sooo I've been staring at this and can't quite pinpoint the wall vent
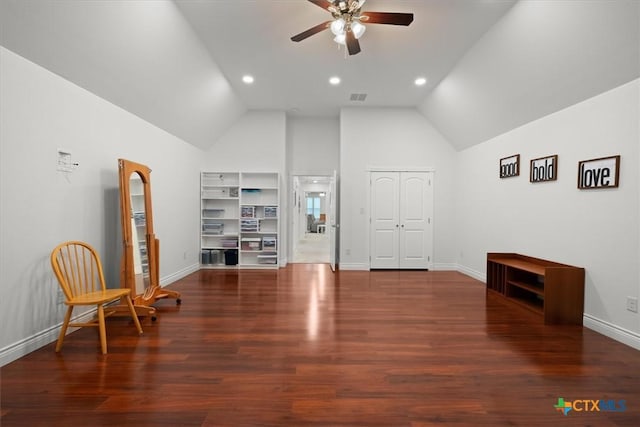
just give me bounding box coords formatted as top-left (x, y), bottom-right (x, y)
top-left (349, 93), bottom-right (367, 102)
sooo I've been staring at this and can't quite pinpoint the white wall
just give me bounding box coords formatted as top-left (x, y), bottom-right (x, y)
top-left (286, 117), bottom-right (340, 174)
top-left (339, 108), bottom-right (458, 270)
top-left (204, 111), bottom-right (286, 172)
top-left (455, 79), bottom-right (640, 347)
top-left (203, 111), bottom-right (287, 262)
top-left (0, 48), bottom-right (204, 365)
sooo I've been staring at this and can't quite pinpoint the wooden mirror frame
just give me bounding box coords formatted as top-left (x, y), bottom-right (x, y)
top-left (118, 158), bottom-right (180, 319)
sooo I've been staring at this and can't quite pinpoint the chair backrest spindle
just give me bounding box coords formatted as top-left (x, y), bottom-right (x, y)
top-left (52, 242), bottom-right (106, 299)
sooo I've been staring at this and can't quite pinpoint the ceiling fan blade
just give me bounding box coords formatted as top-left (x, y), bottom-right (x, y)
top-left (307, 0), bottom-right (332, 11)
top-left (361, 12), bottom-right (414, 26)
top-left (346, 30), bottom-right (361, 55)
top-left (291, 21), bottom-right (331, 42)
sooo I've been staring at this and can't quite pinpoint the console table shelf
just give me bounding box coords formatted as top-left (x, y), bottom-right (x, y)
top-left (486, 253), bottom-right (585, 325)
top-left (508, 280), bottom-right (544, 296)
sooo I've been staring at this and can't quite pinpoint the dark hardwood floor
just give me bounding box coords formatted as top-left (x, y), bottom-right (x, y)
top-left (1, 265), bottom-right (639, 426)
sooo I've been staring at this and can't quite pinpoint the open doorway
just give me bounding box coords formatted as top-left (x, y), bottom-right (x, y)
top-left (291, 175), bottom-right (333, 264)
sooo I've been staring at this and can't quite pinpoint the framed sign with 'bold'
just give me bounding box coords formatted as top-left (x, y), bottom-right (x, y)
top-left (530, 155), bottom-right (558, 183)
top-left (499, 154), bottom-right (520, 178)
top-left (577, 155), bottom-right (620, 189)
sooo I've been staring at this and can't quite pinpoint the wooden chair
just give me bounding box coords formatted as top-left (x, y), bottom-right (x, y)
top-left (50, 241), bottom-right (143, 354)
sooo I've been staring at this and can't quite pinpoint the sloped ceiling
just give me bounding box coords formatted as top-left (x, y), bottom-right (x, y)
top-left (418, 0), bottom-right (640, 150)
top-left (0, 0), bottom-right (246, 150)
top-left (0, 1), bottom-right (638, 151)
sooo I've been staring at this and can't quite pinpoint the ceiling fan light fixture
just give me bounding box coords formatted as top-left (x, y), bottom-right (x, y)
top-left (291, 0), bottom-right (414, 56)
top-left (330, 18), bottom-right (345, 35)
top-left (351, 21), bottom-right (366, 39)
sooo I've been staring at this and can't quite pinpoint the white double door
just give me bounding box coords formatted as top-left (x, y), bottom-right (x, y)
top-left (370, 171), bottom-right (433, 269)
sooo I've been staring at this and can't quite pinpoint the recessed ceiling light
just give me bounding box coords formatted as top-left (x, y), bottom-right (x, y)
top-left (414, 77), bottom-right (427, 86)
top-left (242, 75), bottom-right (254, 84)
top-left (329, 76), bottom-right (341, 85)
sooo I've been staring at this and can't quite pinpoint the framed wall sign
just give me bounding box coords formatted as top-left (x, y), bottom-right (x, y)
top-left (530, 154), bottom-right (558, 183)
top-left (500, 154), bottom-right (520, 178)
top-left (577, 155), bottom-right (620, 189)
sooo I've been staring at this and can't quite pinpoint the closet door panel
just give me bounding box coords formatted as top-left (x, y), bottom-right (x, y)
top-left (374, 230), bottom-right (397, 259)
top-left (370, 172), bottom-right (399, 268)
top-left (399, 172), bottom-right (430, 269)
top-left (401, 229), bottom-right (427, 263)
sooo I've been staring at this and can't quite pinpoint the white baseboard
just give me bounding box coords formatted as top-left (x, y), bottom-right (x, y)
top-left (0, 308), bottom-right (97, 367)
top-left (456, 264), bottom-right (486, 282)
top-left (1, 263), bottom-right (200, 367)
top-left (159, 263), bottom-right (200, 287)
top-left (583, 314), bottom-right (640, 351)
top-left (339, 263), bottom-right (370, 271)
top-left (432, 263), bottom-right (458, 271)
top-left (341, 262), bottom-right (484, 274)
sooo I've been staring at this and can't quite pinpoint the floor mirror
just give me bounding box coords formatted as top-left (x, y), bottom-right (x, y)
top-left (118, 158), bottom-right (181, 319)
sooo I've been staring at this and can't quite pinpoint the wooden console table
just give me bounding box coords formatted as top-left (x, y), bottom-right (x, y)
top-left (486, 253), bottom-right (585, 325)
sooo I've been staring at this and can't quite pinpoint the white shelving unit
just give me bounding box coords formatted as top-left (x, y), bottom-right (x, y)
top-left (200, 172), bottom-right (240, 267)
top-left (239, 172), bottom-right (279, 267)
top-left (200, 172), bottom-right (279, 268)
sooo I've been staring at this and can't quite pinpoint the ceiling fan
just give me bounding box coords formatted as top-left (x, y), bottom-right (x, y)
top-left (291, 0), bottom-right (414, 56)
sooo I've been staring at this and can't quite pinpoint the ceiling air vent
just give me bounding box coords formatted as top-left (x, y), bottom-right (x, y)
top-left (349, 93), bottom-right (367, 102)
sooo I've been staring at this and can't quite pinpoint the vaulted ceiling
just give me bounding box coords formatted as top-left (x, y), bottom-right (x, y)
top-left (173, 0), bottom-right (517, 118)
top-left (1, 0), bottom-right (638, 151)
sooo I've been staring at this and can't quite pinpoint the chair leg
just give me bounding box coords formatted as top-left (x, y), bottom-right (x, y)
top-left (97, 304), bottom-right (107, 354)
top-left (125, 296), bottom-right (143, 334)
top-left (55, 306), bottom-right (73, 352)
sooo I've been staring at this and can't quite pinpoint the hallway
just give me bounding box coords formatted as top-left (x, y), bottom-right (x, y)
top-left (291, 232), bottom-right (330, 264)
